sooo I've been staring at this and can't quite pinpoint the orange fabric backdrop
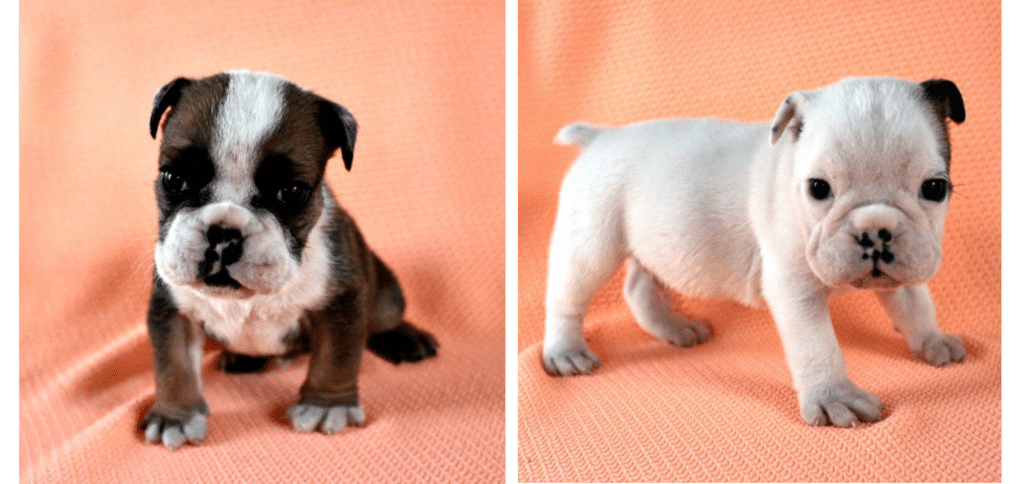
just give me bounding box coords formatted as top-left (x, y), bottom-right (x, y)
top-left (20, 1), bottom-right (504, 482)
top-left (518, 0), bottom-right (1000, 482)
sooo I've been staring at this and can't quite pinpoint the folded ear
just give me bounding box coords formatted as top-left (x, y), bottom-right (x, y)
top-left (316, 99), bottom-right (358, 171)
top-left (769, 92), bottom-right (806, 145)
top-left (150, 77), bottom-right (193, 139)
top-left (920, 79), bottom-right (965, 124)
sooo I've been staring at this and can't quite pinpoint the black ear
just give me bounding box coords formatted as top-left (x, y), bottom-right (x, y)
top-left (921, 79), bottom-right (965, 124)
top-left (317, 99), bottom-right (358, 171)
top-left (150, 77), bottom-right (193, 138)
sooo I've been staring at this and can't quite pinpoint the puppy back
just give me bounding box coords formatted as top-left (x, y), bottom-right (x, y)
top-left (554, 122), bottom-right (605, 147)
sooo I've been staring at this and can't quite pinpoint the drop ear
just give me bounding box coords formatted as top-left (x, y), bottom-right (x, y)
top-left (769, 93), bottom-right (805, 145)
top-left (316, 99), bottom-right (358, 171)
top-left (149, 77), bottom-right (193, 139)
top-left (920, 79), bottom-right (965, 124)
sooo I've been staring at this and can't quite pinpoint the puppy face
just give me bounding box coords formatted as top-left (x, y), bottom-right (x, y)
top-left (150, 71), bottom-right (356, 298)
top-left (771, 78), bottom-right (965, 289)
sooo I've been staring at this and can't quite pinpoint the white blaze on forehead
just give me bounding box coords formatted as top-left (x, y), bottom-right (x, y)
top-left (212, 71), bottom-right (289, 203)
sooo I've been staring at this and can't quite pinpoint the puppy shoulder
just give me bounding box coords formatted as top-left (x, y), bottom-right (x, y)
top-left (317, 186), bottom-right (374, 290)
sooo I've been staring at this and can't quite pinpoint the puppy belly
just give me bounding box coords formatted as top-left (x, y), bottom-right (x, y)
top-left (630, 240), bottom-right (763, 308)
top-left (624, 191), bottom-right (764, 307)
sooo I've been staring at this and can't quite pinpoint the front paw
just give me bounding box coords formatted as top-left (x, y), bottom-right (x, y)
top-left (542, 344), bottom-right (600, 376)
top-left (918, 332), bottom-right (966, 367)
top-left (652, 319), bottom-right (711, 347)
top-left (287, 402), bottom-right (365, 435)
top-left (143, 408), bottom-right (209, 450)
top-left (799, 379), bottom-right (882, 427)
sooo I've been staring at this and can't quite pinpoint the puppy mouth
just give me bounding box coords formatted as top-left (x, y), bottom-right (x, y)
top-left (195, 269), bottom-right (257, 298)
top-left (203, 270), bottom-right (243, 289)
top-left (849, 270), bottom-right (901, 289)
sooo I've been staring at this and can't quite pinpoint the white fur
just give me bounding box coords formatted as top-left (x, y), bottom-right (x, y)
top-left (154, 201), bottom-right (298, 296)
top-left (212, 70), bottom-right (288, 204)
top-left (543, 77), bottom-right (965, 427)
top-left (168, 190), bottom-right (335, 355)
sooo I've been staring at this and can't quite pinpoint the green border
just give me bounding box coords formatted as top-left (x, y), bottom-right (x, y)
top-left (505, 1), bottom-right (516, 480)
top-left (999, 1), bottom-right (1015, 478)
top-left (7, 0), bottom-right (17, 478)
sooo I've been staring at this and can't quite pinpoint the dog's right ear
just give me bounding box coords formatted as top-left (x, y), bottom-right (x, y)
top-left (150, 78), bottom-right (193, 139)
top-left (316, 99), bottom-right (358, 171)
top-left (770, 93), bottom-right (806, 145)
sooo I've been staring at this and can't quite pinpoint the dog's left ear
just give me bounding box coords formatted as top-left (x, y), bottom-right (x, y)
top-left (770, 92), bottom-right (808, 145)
top-left (316, 99), bottom-right (358, 171)
top-left (920, 79), bottom-right (966, 124)
top-left (150, 77), bottom-right (193, 139)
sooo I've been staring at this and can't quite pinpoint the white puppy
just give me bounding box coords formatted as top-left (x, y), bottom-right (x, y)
top-left (543, 77), bottom-right (966, 427)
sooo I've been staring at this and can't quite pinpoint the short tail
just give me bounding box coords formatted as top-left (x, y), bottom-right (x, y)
top-left (554, 122), bottom-right (605, 147)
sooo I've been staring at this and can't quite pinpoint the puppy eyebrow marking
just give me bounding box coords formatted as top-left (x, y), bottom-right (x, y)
top-left (162, 145), bottom-right (212, 166)
top-left (257, 153), bottom-right (321, 186)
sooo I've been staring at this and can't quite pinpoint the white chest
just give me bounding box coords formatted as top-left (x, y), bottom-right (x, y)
top-left (170, 253), bottom-right (333, 355)
top-left (172, 288), bottom-right (306, 355)
top-left (166, 199), bottom-right (336, 355)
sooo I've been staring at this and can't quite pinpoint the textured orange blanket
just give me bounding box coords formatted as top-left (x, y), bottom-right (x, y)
top-left (518, 0), bottom-right (1001, 481)
top-left (20, 1), bottom-right (504, 482)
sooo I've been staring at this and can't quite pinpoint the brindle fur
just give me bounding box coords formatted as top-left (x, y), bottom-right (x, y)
top-left (143, 72), bottom-right (438, 444)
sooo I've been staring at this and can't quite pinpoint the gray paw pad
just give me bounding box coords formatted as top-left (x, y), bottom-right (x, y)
top-left (801, 381), bottom-right (883, 428)
top-left (919, 333), bottom-right (966, 367)
top-left (542, 348), bottom-right (601, 376)
top-left (287, 403), bottom-right (365, 435)
top-left (659, 321), bottom-right (711, 347)
top-left (144, 413), bottom-right (208, 450)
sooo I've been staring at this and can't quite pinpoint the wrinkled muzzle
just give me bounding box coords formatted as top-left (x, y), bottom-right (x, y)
top-left (807, 203), bottom-right (943, 289)
top-left (155, 202), bottom-right (297, 297)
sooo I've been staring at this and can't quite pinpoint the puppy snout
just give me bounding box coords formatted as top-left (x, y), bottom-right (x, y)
top-left (200, 202), bottom-right (254, 233)
top-left (850, 204), bottom-right (902, 276)
top-left (855, 228), bottom-right (893, 249)
top-left (854, 228), bottom-right (896, 278)
top-left (206, 224), bottom-right (244, 266)
top-left (851, 204), bottom-right (899, 234)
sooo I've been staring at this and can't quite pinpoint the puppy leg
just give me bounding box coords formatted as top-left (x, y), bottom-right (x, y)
top-left (763, 264), bottom-right (882, 427)
top-left (623, 258), bottom-right (711, 346)
top-left (542, 220), bottom-right (624, 376)
top-left (143, 287), bottom-right (209, 449)
top-left (288, 290), bottom-right (368, 435)
top-left (366, 256), bottom-right (438, 364)
top-left (876, 284), bottom-right (966, 367)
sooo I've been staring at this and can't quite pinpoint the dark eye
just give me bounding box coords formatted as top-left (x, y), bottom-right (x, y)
top-left (160, 170), bottom-right (189, 194)
top-left (808, 178), bottom-right (831, 200)
top-left (920, 178), bottom-right (948, 202)
top-left (277, 184), bottom-right (311, 208)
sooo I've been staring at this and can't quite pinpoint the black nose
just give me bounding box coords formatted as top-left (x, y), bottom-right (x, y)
top-left (857, 229), bottom-right (894, 248)
top-left (206, 224), bottom-right (243, 266)
top-left (857, 229), bottom-right (896, 276)
top-left (857, 232), bottom-right (874, 248)
top-left (877, 228), bottom-right (892, 243)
